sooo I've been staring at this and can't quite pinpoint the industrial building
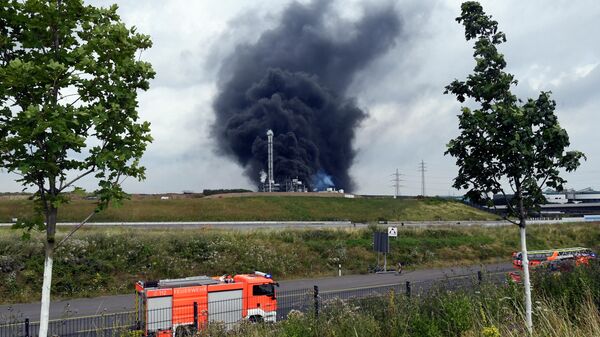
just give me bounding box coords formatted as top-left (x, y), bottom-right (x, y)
top-left (260, 129), bottom-right (309, 193)
top-left (486, 187), bottom-right (600, 218)
top-left (492, 187), bottom-right (600, 205)
top-left (260, 177), bottom-right (308, 193)
top-left (543, 188), bottom-right (600, 204)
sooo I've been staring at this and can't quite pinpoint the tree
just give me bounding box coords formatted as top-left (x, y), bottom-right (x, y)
top-left (444, 1), bottom-right (584, 332)
top-left (0, 1), bottom-right (154, 336)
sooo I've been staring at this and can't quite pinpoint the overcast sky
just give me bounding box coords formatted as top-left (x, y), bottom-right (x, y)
top-left (1, 0), bottom-right (599, 196)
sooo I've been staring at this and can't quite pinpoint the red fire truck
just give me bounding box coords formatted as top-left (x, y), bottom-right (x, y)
top-left (509, 247), bottom-right (596, 282)
top-left (135, 272), bottom-right (279, 337)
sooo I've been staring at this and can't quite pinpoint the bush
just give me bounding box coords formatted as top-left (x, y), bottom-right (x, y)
top-left (189, 266), bottom-right (600, 336)
top-left (408, 313), bottom-right (442, 337)
top-left (437, 292), bottom-right (474, 336)
top-left (1, 223), bottom-right (599, 303)
top-left (532, 260), bottom-right (600, 310)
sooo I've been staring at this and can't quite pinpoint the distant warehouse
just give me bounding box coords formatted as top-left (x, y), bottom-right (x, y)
top-left (544, 187), bottom-right (600, 204)
top-left (492, 187), bottom-right (600, 205)
top-left (488, 187), bottom-right (600, 218)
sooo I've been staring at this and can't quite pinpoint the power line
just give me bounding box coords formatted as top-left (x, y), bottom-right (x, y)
top-left (418, 160), bottom-right (427, 196)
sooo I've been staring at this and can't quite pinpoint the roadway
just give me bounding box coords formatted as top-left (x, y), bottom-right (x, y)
top-left (0, 221), bottom-right (362, 230)
top-left (0, 262), bottom-right (513, 322)
top-left (0, 217), bottom-right (593, 230)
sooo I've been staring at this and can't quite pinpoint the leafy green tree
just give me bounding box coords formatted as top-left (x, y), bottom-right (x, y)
top-left (0, 1), bottom-right (154, 335)
top-left (444, 1), bottom-right (584, 332)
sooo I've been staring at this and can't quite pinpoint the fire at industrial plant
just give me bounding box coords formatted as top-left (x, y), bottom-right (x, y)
top-left (211, 0), bottom-right (401, 192)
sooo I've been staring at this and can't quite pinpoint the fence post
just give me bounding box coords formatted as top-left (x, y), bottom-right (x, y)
top-left (405, 281), bottom-right (411, 297)
top-left (477, 270), bottom-right (482, 285)
top-left (193, 302), bottom-right (198, 328)
top-left (313, 285), bottom-right (319, 318)
top-left (24, 318), bottom-right (30, 337)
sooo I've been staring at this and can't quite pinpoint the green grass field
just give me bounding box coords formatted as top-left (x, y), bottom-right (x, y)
top-left (1, 223), bottom-right (598, 303)
top-left (0, 196), bottom-right (497, 222)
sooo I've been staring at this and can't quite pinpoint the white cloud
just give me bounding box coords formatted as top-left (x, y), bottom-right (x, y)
top-left (575, 63), bottom-right (599, 78)
top-left (2, 0), bottom-right (599, 196)
top-left (138, 83), bottom-right (217, 156)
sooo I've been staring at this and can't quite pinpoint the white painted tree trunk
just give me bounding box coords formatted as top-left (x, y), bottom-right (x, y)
top-left (38, 242), bottom-right (54, 337)
top-left (520, 225), bottom-right (533, 333)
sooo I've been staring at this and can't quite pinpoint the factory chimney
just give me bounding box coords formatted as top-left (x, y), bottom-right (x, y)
top-left (267, 129), bottom-right (274, 192)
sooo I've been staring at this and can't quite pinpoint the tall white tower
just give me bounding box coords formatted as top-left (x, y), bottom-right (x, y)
top-left (267, 129), bottom-right (274, 192)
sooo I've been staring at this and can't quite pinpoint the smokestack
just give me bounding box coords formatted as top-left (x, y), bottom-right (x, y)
top-left (267, 129), bottom-right (274, 192)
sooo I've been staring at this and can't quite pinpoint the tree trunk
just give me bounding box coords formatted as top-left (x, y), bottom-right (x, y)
top-left (517, 187), bottom-right (533, 333)
top-left (520, 223), bottom-right (533, 333)
top-left (38, 207), bottom-right (57, 337)
top-left (38, 241), bottom-right (54, 337)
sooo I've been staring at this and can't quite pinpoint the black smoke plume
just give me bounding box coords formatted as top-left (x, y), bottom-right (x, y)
top-left (212, 1), bottom-right (401, 191)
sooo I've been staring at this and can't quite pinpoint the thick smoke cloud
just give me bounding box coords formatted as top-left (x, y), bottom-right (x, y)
top-left (212, 0), bottom-right (401, 191)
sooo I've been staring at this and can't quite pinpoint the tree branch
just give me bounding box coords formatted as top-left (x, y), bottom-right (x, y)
top-left (54, 210), bottom-right (95, 250)
top-left (485, 175), bottom-right (518, 220)
top-left (499, 189), bottom-right (518, 218)
top-left (58, 134), bottom-right (112, 192)
top-left (506, 176), bottom-right (516, 194)
top-left (536, 160), bottom-right (557, 192)
top-left (479, 187), bottom-right (519, 225)
top-left (56, 169), bottom-right (124, 249)
top-left (58, 93), bottom-right (80, 101)
top-left (67, 77), bottom-right (102, 109)
top-left (37, 177), bottom-right (49, 213)
top-left (66, 95), bottom-right (83, 108)
top-left (58, 167), bottom-right (95, 192)
top-left (486, 175), bottom-right (518, 221)
top-left (499, 212), bottom-right (519, 225)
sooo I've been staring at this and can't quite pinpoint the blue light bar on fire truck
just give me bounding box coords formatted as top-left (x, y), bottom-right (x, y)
top-left (254, 271), bottom-right (272, 278)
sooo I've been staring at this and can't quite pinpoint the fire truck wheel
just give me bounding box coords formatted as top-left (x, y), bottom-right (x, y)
top-left (175, 325), bottom-right (197, 337)
top-left (248, 315), bottom-right (264, 323)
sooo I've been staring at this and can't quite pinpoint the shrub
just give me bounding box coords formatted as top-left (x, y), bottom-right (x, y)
top-left (408, 313), bottom-right (442, 337)
top-left (437, 292), bottom-right (474, 335)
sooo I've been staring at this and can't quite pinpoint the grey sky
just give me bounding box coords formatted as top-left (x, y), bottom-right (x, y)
top-left (1, 0), bottom-right (599, 196)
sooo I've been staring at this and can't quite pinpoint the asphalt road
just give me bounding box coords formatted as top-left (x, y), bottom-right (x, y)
top-left (0, 221), bottom-right (364, 230)
top-left (0, 262), bottom-right (512, 322)
top-left (0, 217), bottom-right (590, 230)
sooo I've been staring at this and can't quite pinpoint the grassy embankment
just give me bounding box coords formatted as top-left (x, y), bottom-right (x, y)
top-left (1, 223), bottom-right (599, 304)
top-left (196, 263), bottom-right (600, 337)
top-left (0, 196), bottom-right (497, 222)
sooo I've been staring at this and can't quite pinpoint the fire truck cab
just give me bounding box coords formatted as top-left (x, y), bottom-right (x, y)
top-left (135, 272), bottom-right (278, 337)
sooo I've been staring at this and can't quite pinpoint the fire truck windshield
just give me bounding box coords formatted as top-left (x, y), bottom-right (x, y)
top-left (253, 284), bottom-right (275, 297)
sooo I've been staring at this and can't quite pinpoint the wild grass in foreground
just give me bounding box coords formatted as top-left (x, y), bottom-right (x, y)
top-left (195, 263), bottom-right (600, 337)
top-left (0, 223), bottom-right (599, 304)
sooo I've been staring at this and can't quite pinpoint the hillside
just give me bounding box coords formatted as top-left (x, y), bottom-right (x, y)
top-left (0, 196), bottom-right (497, 222)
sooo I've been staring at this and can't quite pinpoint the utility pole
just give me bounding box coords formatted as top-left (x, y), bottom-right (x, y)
top-left (391, 169), bottom-right (403, 199)
top-left (419, 160), bottom-right (427, 196)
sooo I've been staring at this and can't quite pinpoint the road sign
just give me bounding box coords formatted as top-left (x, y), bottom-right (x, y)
top-left (373, 232), bottom-right (389, 253)
top-left (388, 226), bottom-right (398, 237)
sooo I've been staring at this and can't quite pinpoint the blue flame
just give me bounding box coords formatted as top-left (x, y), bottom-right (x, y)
top-left (311, 170), bottom-right (335, 191)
